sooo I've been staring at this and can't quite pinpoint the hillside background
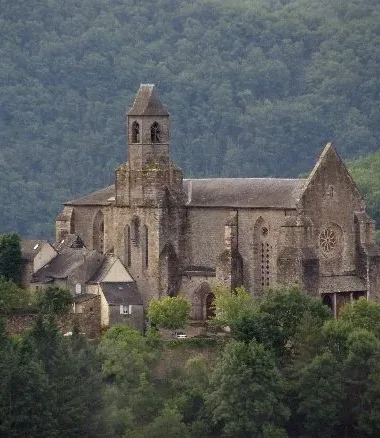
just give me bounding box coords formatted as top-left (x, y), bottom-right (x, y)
top-left (1, 0), bottom-right (380, 237)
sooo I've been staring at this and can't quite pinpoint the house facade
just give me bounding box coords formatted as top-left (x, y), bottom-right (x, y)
top-left (55, 84), bottom-right (380, 319)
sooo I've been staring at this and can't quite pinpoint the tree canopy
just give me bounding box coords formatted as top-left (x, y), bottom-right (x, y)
top-left (1, 0), bottom-right (380, 236)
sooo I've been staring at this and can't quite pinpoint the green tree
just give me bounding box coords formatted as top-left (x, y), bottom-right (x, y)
top-left (296, 351), bottom-right (345, 437)
top-left (0, 278), bottom-right (29, 314)
top-left (136, 407), bottom-right (189, 438)
top-left (0, 233), bottom-right (22, 284)
top-left (212, 285), bottom-right (256, 327)
top-left (36, 285), bottom-right (72, 315)
top-left (205, 340), bottom-right (289, 437)
top-left (148, 296), bottom-right (191, 330)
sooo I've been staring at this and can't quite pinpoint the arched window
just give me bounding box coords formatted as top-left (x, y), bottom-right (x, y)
top-left (93, 210), bottom-right (104, 253)
top-left (131, 121), bottom-right (140, 143)
top-left (151, 122), bottom-right (161, 143)
top-left (143, 225), bottom-right (148, 268)
top-left (124, 225), bottom-right (131, 267)
top-left (131, 216), bottom-right (140, 246)
top-left (254, 217), bottom-right (272, 292)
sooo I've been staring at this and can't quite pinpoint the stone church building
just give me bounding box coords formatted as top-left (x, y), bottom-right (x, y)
top-left (56, 84), bottom-right (380, 319)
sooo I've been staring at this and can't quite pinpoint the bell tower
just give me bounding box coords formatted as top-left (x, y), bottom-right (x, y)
top-left (115, 84), bottom-right (184, 207)
top-left (127, 84), bottom-right (170, 170)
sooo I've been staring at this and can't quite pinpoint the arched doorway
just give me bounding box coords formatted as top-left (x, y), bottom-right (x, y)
top-left (192, 283), bottom-right (212, 321)
top-left (206, 292), bottom-right (216, 319)
top-left (322, 294), bottom-right (334, 313)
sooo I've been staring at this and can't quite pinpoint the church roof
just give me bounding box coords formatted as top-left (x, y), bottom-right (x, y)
top-left (65, 185), bottom-right (115, 206)
top-left (184, 178), bottom-right (306, 209)
top-left (65, 177), bottom-right (306, 209)
top-left (127, 84), bottom-right (169, 116)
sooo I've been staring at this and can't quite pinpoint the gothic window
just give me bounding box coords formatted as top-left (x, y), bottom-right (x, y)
top-left (318, 223), bottom-right (342, 257)
top-left (131, 216), bottom-right (140, 246)
top-left (124, 225), bottom-right (131, 267)
top-left (131, 121), bottom-right (140, 143)
top-left (143, 225), bottom-right (149, 268)
top-left (151, 122), bottom-right (161, 143)
top-left (261, 242), bottom-right (270, 287)
top-left (93, 210), bottom-right (104, 253)
top-left (319, 228), bottom-right (337, 253)
top-left (254, 217), bottom-right (272, 292)
top-left (326, 185), bottom-right (334, 197)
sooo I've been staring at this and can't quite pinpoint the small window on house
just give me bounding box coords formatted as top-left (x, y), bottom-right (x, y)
top-left (120, 305), bottom-right (129, 315)
top-left (132, 121), bottom-right (140, 143)
top-left (151, 122), bottom-right (161, 143)
top-left (75, 283), bottom-right (81, 295)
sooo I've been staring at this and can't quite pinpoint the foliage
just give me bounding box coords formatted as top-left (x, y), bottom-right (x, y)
top-left (0, 234), bottom-right (22, 284)
top-left (213, 285), bottom-right (331, 361)
top-left (2, 0), bottom-right (380, 236)
top-left (148, 296), bottom-right (191, 330)
top-left (135, 407), bottom-right (189, 438)
top-left (212, 284), bottom-right (255, 327)
top-left (36, 285), bottom-right (72, 315)
top-left (349, 151), bottom-right (380, 229)
top-left (166, 336), bottom-right (217, 349)
top-left (0, 278), bottom-right (30, 314)
top-left (205, 340), bottom-right (289, 437)
top-left (0, 315), bottom-right (106, 437)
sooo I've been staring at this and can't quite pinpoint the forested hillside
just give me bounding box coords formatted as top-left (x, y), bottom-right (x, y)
top-left (1, 0), bottom-right (380, 237)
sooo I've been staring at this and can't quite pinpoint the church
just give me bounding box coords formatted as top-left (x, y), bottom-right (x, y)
top-left (56, 84), bottom-right (380, 320)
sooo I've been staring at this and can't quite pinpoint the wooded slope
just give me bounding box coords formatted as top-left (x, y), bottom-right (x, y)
top-left (1, 0), bottom-right (380, 236)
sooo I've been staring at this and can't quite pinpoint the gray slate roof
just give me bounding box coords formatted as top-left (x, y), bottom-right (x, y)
top-left (65, 185), bottom-right (114, 206)
top-left (22, 240), bottom-right (49, 261)
top-left (127, 84), bottom-right (169, 116)
top-left (101, 282), bottom-right (142, 306)
top-left (54, 234), bottom-right (85, 252)
top-left (32, 248), bottom-right (105, 283)
top-left (65, 178), bottom-right (306, 209)
top-left (72, 293), bottom-right (98, 303)
top-left (184, 178), bottom-right (306, 209)
top-left (319, 276), bottom-right (366, 293)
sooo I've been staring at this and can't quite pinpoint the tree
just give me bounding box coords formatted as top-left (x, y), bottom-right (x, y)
top-left (0, 234), bottom-right (22, 284)
top-left (205, 340), bottom-right (289, 437)
top-left (147, 296), bottom-right (191, 331)
top-left (212, 285), bottom-right (256, 327)
top-left (137, 407), bottom-right (189, 438)
top-left (0, 278), bottom-right (29, 314)
top-left (36, 285), bottom-right (72, 315)
top-left (340, 297), bottom-right (380, 338)
top-left (296, 351), bottom-right (345, 437)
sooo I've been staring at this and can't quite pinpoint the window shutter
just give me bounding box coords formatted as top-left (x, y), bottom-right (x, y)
top-left (129, 305), bottom-right (133, 314)
top-left (120, 304), bottom-right (124, 315)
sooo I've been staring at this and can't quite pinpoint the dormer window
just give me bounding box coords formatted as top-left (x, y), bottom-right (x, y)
top-left (132, 121), bottom-right (140, 143)
top-left (151, 122), bottom-right (161, 143)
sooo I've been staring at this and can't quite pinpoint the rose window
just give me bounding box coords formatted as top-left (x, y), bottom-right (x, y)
top-left (319, 228), bottom-right (337, 253)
